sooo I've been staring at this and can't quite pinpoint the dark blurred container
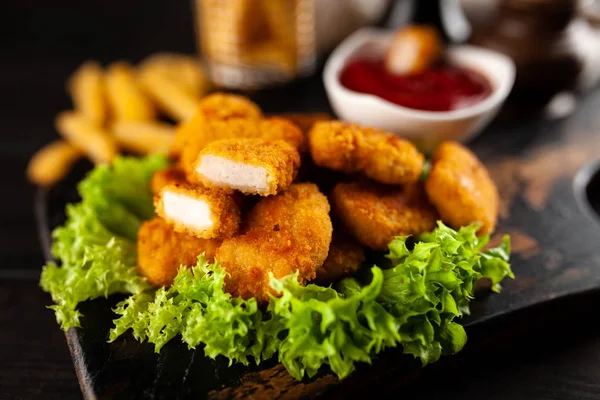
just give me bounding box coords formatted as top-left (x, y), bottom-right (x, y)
top-left (470, 0), bottom-right (583, 113)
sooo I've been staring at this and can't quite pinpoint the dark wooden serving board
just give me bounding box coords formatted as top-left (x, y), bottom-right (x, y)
top-left (36, 75), bottom-right (600, 399)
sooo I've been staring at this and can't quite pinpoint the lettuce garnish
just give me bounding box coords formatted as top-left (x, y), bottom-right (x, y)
top-left (40, 155), bottom-right (168, 329)
top-left (40, 155), bottom-right (513, 381)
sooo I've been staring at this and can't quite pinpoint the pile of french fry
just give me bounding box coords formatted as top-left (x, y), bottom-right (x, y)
top-left (26, 53), bottom-right (212, 187)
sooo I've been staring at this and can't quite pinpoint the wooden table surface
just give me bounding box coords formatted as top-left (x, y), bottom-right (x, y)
top-left (2, 1), bottom-right (600, 399)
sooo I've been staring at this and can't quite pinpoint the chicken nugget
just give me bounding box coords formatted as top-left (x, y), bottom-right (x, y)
top-left (170, 93), bottom-right (262, 159)
top-left (191, 138), bottom-right (300, 196)
top-left (314, 231), bottom-right (365, 285)
top-left (178, 117), bottom-right (305, 174)
top-left (155, 182), bottom-right (241, 239)
top-left (308, 121), bottom-right (424, 185)
top-left (150, 165), bottom-right (186, 195)
top-left (424, 141), bottom-right (498, 235)
top-left (137, 217), bottom-right (221, 287)
top-left (331, 180), bottom-right (438, 251)
top-left (216, 183), bottom-right (333, 302)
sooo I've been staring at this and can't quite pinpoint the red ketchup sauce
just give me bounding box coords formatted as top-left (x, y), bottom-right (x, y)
top-left (339, 59), bottom-right (492, 112)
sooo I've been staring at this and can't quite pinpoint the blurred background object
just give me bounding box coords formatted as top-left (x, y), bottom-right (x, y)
top-left (468, 0), bottom-right (600, 116)
top-left (193, 0), bottom-right (317, 89)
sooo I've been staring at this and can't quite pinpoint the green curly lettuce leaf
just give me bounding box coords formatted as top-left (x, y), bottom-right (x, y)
top-left (109, 221), bottom-right (513, 381)
top-left (109, 256), bottom-right (271, 365)
top-left (379, 222), bottom-right (513, 364)
top-left (40, 154), bottom-right (169, 329)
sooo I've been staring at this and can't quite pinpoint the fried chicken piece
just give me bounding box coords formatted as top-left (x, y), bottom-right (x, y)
top-left (191, 138), bottom-right (300, 196)
top-left (178, 117), bottom-right (305, 174)
top-left (137, 217), bottom-right (220, 287)
top-left (425, 141), bottom-right (499, 235)
top-left (170, 93), bottom-right (263, 159)
top-left (308, 121), bottom-right (424, 185)
top-left (155, 182), bottom-right (241, 239)
top-left (150, 165), bottom-right (186, 195)
top-left (216, 183), bottom-right (333, 302)
top-left (314, 231), bottom-right (365, 285)
top-left (331, 180), bottom-right (438, 251)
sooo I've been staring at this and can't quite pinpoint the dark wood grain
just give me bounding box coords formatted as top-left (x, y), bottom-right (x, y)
top-left (35, 78), bottom-right (600, 398)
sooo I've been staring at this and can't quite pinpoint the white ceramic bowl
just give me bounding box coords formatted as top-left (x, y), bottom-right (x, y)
top-left (323, 27), bottom-right (516, 152)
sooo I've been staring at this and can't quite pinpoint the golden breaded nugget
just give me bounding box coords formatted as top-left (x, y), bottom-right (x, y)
top-left (309, 121), bottom-right (424, 185)
top-left (106, 62), bottom-right (155, 122)
top-left (155, 182), bottom-right (241, 239)
top-left (425, 141), bottom-right (499, 235)
top-left (314, 231), bottom-right (365, 285)
top-left (150, 166), bottom-right (186, 195)
top-left (112, 121), bottom-right (175, 155)
top-left (178, 117), bottom-right (305, 175)
top-left (137, 217), bottom-right (220, 287)
top-left (331, 180), bottom-right (438, 251)
top-left (170, 93), bottom-right (262, 159)
top-left (26, 140), bottom-right (83, 187)
top-left (216, 183), bottom-right (333, 302)
top-left (67, 61), bottom-right (107, 126)
top-left (192, 138), bottom-right (300, 196)
top-left (55, 111), bottom-right (118, 164)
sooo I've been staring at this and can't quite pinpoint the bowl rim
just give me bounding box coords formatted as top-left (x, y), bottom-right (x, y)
top-left (323, 27), bottom-right (517, 121)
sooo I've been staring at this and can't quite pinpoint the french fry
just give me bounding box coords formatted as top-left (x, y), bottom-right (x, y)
top-left (26, 140), bottom-right (83, 186)
top-left (67, 61), bottom-right (107, 126)
top-left (137, 67), bottom-right (201, 122)
top-left (137, 53), bottom-right (210, 97)
top-left (112, 121), bottom-right (175, 155)
top-left (55, 111), bottom-right (118, 164)
top-left (106, 62), bottom-right (155, 122)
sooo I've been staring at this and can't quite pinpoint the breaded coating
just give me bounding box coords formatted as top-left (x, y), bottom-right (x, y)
top-left (150, 165), bottom-right (186, 195)
top-left (170, 93), bottom-right (262, 158)
top-left (308, 121), bottom-right (424, 185)
top-left (216, 183), bottom-right (333, 303)
top-left (191, 138), bottom-right (300, 196)
top-left (314, 231), bottom-right (365, 285)
top-left (155, 182), bottom-right (241, 239)
top-left (425, 141), bottom-right (499, 235)
top-left (178, 117), bottom-right (305, 174)
top-left (331, 180), bottom-right (438, 251)
top-left (137, 217), bottom-right (220, 287)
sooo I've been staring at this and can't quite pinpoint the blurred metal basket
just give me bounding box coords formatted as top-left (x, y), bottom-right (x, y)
top-left (193, 0), bottom-right (316, 90)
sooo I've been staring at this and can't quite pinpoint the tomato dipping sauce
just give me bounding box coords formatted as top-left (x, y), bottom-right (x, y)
top-left (339, 59), bottom-right (492, 112)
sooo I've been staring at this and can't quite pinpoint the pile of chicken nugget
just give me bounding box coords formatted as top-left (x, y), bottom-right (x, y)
top-left (139, 92), bottom-right (500, 302)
